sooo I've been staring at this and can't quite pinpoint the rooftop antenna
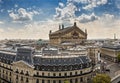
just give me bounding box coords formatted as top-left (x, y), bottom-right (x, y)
top-left (114, 33), bottom-right (116, 40)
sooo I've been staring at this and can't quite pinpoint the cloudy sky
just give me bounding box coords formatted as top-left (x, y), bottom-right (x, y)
top-left (0, 0), bottom-right (120, 39)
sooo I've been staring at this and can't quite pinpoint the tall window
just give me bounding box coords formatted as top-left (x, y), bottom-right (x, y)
top-left (53, 73), bottom-right (56, 76)
top-left (37, 72), bottom-right (39, 75)
top-left (80, 71), bottom-right (82, 74)
top-left (64, 73), bottom-right (67, 76)
top-left (16, 69), bottom-right (19, 73)
top-left (80, 77), bottom-right (83, 82)
top-left (36, 79), bottom-right (39, 83)
top-left (42, 79), bottom-right (44, 83)
top-left (21, 70), bottom-right (24, 74)
top-left (10, 72), bottom-right (11, 76)
top-left (59, 80), bottom-right (61, 83)
top-left (53, 80), bottom-right (56, 83)
top-left (26, 78), bottom-right (29, 82)
top-left (26, 71), bottom-right (29, 75)
top-left (48, 80), bottom-right (50, 83)
top-left (16, 75), bottom-right (18, 79)
top-left (59, 73), bottom-right (61, 76)
top-left (42, 72), bottom-right (44, 76)
top-left (70, 79), bottom-right (72, 83)
top-left (75, 71), bottom-right (77, 75)
top-left (21, 76), bottom-right (23, 81)
top-left (75, 78), bottom-right (78, 83)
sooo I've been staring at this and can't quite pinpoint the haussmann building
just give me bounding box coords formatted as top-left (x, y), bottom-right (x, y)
top-left (0, 45), bottom-right (93, 83)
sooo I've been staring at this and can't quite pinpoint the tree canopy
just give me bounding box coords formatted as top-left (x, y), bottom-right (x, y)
top-left (64, 80), bottom-right (70, 83)
top-left (92, 74), bottom-right (111, 83)
top-left (117, 52), bottom-right (120, 62)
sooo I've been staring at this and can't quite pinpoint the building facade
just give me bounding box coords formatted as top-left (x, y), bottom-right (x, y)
top-left (49, 22), bottom-right (87, 45)
top-left (87, 46), bottom-right (100, 65)
top-left (101, 44), bottom-right (120, 62)
top-left (0, 46), bottom-right (93, 83)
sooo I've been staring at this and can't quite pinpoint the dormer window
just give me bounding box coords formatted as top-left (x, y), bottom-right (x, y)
top-left (16, 75), bottom-right (18, 79)
top-left (21, 76), bottom-right (23, 81)
top-left (20, 70), bottom-right (24, 74)
top-left (16, 69), bottom-right (19, 73)
top-left (26, 71), bottom-right (29, 76)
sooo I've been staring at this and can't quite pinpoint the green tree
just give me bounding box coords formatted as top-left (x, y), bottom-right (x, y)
top-left (117, 52), bottom-right (120, 62)
top-left (92, 74), bottom-right (111, 83)
top-left (64, 80), bottom-right (70, 83)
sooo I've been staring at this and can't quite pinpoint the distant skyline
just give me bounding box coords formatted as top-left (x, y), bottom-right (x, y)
top-left (0, 0), bottom-right (120, 39)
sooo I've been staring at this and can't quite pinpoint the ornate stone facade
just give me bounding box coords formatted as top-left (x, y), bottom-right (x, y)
top-left (0, 47), bottom-right (93, 83)
top-left (49, 22), bottom-right (87, 45)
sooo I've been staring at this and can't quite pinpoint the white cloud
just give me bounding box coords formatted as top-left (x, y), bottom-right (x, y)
top-left (83, 0), bottom-right (108, 10)
top-left (67, 0), bottom-right (89, 4)
top-left (59, 2), bottom-right (64, 8)
top-left (54, 0), bottom-right (107, 23)
top-left (0, 21), bottom-right (4, 24)
top-left (77, 13), bottom-right (98, 23)
top-left (30, 10), bottom-right (40, 15)
top-left (9, 8), bottom-right (32, 22)
top-left (9, 8), bottom-right (41, 22)
top-left (54, 2), bottom-right (77, 20)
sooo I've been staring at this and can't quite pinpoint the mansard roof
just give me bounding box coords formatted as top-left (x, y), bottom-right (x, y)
top-left (33, 55), bottom-right (91, 66)
top-left (12, 60), bottom-right (34, 69)
top-left (49, 23), bottom-right (87, 36)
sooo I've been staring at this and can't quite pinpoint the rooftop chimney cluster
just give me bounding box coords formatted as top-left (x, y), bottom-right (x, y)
top-left (59, 24), bottom-right (64, 30)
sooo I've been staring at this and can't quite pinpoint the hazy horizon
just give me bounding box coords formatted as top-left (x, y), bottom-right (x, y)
top-left (0, 0), bottom-right (120, 39)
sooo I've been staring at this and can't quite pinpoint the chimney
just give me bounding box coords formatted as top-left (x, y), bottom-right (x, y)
top-left (74, 22), bottom-right (76, 26)
top-left (85, 29), bottom-right (87, 34)
top-left (49, 30), bottom-right (52, 34)
top-left (114, 33), bottom-right (116, 40)
top-left (59, 24), bottom-right (61, 30)
top-left (62, 24), bottom-right (64, 29)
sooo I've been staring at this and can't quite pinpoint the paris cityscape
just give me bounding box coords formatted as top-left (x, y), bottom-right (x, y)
top-left (0, 0), bottom-right (120, 83)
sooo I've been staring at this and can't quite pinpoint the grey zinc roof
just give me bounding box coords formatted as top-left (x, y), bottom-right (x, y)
top-left (102, 44), bottom-right (120, 50)
top-left (33, 56), bottom-right (90, 66)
